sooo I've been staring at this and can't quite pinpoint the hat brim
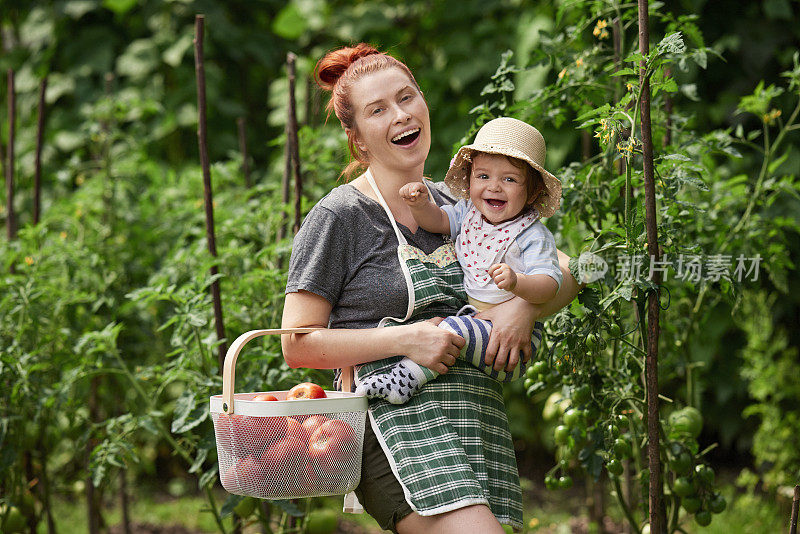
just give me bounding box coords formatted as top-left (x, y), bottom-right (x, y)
top-left (444, 145), bottom-right (562, 218)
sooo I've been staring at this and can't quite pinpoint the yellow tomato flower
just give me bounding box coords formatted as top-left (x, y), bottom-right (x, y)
top-left (59, 231), bottom-right (67, 240)
top-left (576, 57), bottom-right (584, 67)
top-left (25, 256), bottom-right (34, 266)
top-left (558, 68), bottom-right (567, 80)
top-left (528, 517), bottom-right (540, 529)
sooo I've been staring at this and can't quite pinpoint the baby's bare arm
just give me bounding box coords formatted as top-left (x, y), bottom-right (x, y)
top-left (399, 182), bottom-right (451, 234)
top-left (489, 263), bottom-right (559, 304)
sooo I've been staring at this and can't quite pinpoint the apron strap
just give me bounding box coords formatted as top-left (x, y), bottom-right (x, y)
top-left (364, 169), bottom-right (433, 246)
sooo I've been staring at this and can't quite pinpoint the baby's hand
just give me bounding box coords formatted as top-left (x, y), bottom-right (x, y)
top-left (399, 182), bottom-right (428, 207)
top-left (489, 263), bottom-right (518, 291)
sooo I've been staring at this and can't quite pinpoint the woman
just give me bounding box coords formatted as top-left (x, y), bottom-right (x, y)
top-left (282, 44), bottom-right (581, 533)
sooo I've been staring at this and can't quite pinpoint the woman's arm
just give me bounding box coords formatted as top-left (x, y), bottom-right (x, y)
top-left (476, 249), bottom-right (583, 372)
top-left (281, 290), bottom-right (464, 374)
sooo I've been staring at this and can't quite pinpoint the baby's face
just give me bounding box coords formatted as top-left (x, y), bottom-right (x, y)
top-left (469, 153), bottom-right (530, 225)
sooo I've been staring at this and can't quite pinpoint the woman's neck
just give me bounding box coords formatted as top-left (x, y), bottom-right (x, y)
top-left (352, 162), bottom-right (425, 232)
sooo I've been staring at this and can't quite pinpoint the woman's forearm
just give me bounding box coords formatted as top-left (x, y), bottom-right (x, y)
top-left (531, 250), bottom-right (583, 318)
top-left (282, 327), bottom-right (405, 369)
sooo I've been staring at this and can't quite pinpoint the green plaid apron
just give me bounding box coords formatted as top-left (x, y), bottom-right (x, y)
top-left (354, 170), bottom-right (523, 529)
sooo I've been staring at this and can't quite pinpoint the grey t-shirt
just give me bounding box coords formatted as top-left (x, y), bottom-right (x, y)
top-left (285, 180), bottom-right (459, 329)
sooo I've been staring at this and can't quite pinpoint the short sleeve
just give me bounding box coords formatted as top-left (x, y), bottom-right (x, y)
top-left (285, 204), bottom-right (349, 306)
top-left (441, 199), bottom-right (471, 240)
top-left (517, 223), bottom-right (563, 290)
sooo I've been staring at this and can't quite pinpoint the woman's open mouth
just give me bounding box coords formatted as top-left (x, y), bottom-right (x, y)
top-left (391, 128), bottom-right (421, 146)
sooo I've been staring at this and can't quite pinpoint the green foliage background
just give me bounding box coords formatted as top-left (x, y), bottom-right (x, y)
top-left (0, 0), bottom-right (799, 532)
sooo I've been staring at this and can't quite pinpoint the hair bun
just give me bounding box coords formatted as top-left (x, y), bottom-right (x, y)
top-left (315, 43), bottom-right (380, 91)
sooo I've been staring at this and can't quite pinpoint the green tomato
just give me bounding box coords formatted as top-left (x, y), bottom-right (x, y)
top-left (682, 496), bottom-right (701, 514)
top-left (709, 494), bottom-right (727, 514)
top-left (613, 438), bottom-right (632, 458)
top-left (572, 385), bottom-right (591, 405)
top-left (669, 407), bottom-right (703, 438)
top-left (544, 475), bottom-right (558, 490)
top-left (615, 414), bottom-right (629, 429)
top-left (608, 323), bottom-right (622, 337)
top-left (542, 393), bottom-right (567, 421)
top-left (524, 378), bottom-right (536, 390)
top-left (554, 425), bottom-right (570, 446)
top-left (585, 334), bottom-right (597, 350)
top-left (531, 361), bottom-right (548, 376)
top-left (526, 364), bottom-right (539, 379)
top-left (564, 409), bottom-right (582, 429)
top-left (606, 423), bottom-right (620, 438)
top-left (669, 452), bottom-right (692, 475)
top-left (558, 475), bottom-right (573, 490)
top-left (695, 464), bottom-right (715, 485)
top-left (305, 509), bottom-right (339, 534)
top-left (694, 510), bottom-right (712, 527)
top-left (606, 459), bottom-right (623, 476)
top-left (1, 505), bottom-right (25, 533)
top-left (233, 497), bottom-right (256, 518)
top-left (673, 477), bottom-right (694, 498)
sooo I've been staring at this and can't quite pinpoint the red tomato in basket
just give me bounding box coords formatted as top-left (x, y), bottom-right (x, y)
top-left (253, 393), bottom-right (278, 401)
top-left (217, 414), bottom-right (288, 457)
top-left (302, 415), bottom-right (331, 440)
top-left (287, 382), bottom-right (327, 400)
top-left (286, 416), bottom-right (308, 442)
top-left (308, 419), bottom-right (358, 476)
top-left (262, 436), bottom-right (310, 486)
top-left (221, 455), bottom-right (265, 493)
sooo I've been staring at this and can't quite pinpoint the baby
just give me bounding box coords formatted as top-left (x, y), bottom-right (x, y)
top-left (356, 117), bottom-right (563, 404)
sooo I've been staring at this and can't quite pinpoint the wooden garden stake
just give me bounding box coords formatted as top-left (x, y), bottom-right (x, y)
top-left (33, 76), bottom-right (47, 225)
top-left (236, 117), bottom-right (251, 188)
top-left (791, 485), bottom-right (799, 534)
top-left (637, 0), bottom-right (664, 532)
top-left (6, 69), bottom-right (16, 243)
top-left (194, 14), bottom-right (228, 371)
top-left (286, 52), bottom-right (303, 234)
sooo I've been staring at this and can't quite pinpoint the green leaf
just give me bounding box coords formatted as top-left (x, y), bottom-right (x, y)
top-left (574, 103), bottom-right (611, 123)
top-left (162, 34), bottom-right (193, 68)
top-left (272, 3), bottom-right (307, 39)
top-left (102, 0), bottom-right (137, 15)
top-left (171, 392), bottom-right (206, 434)
top-left (273, 499), bottom-right (305, 517)
top-left (199, 466), bottom-right (218, 489)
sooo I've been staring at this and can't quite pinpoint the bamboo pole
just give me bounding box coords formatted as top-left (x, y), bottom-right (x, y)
top-left (790, 485), bottom-right (799, 534)
top-left (286, 52), bottom-right (302, 234)
top-left (637, 1), bottom-right (663, 532)
top-left (6, 69), bottom-right (16, 242)
top-left (236, 117), bottom-right (251, 188)
top-left (194, 14), bottom-right (228, 371)
top-left (33, 77), bottom-right (47, 225)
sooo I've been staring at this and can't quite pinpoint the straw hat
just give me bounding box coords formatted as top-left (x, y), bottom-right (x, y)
top-left (444, 117), bottom-right (562, 218)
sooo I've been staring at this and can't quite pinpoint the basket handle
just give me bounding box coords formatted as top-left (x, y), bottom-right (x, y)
top-left (221, 328), bottom-right (355, 414)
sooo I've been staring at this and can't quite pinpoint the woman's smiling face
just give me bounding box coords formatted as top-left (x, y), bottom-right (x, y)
top-left (347, 67), bottom-right (431, 173)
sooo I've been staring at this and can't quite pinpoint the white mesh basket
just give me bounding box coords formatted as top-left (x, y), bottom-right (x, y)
top-left (209, 329), bottom-right (367, 499)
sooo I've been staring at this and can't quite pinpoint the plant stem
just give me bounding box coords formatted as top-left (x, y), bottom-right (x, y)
top-left (613, 475), bottom-right (641, 533)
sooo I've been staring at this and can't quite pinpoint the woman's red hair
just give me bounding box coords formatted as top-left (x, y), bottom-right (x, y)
top-left (315, 43), bottom-right (422, 178)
